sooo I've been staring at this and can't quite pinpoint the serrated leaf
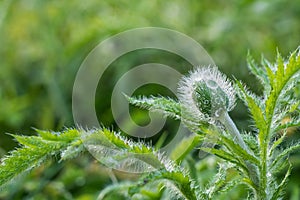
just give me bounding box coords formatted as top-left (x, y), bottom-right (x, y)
top-left (271, 143), bottom-right (300, 170)
top-left (220, 134), bottom-right (259, 165)
top-left (129, 169), bottom-right (197, 200)
top-left (263, 59), bottom-right (275, 87)
top-left (265, 50), bottom-right (300, 121)
top-left (126, 95), bottom-right (181, 120)
top-left (235, 80), bottom-right (266, 136)
top-left (0, 129), bottom-right (82, 188)
top-left (275, 51), bottom-right (285, 88)
top-left (247, 52), bottom-right (269, 86)
top-left (270, 164), bottom-right (292, 200)
top-left (201, 147), bottom-right (247, 171)
top-left (275, 120), bottom-right (300, 132)
top-left (11, 134), bottom-right (49, 148)
top-left (269, 132), bottom-right (286, 157)
top-left (60, 140), bottom-right (85, 161)
top-left (83, 128), bottom-right (179, 173)
top-left (35, 128), bottom-right (80, 142)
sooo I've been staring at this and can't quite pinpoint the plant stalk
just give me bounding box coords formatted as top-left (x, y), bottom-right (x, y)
top-left (220, 112), bottom-right (249, 153)
top-left (219, 111), bottom-right (259, 187)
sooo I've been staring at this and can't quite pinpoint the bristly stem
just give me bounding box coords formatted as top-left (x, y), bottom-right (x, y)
top-left (219, 111), bottom-right (259, 187)
top-left (219, 111), bottom-right (249, 153)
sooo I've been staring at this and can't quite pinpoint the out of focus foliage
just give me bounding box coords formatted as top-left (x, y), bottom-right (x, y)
top-left (0, 0), bottom-right (299, 199)
top-left (1, 0), bottom-right (300, 146)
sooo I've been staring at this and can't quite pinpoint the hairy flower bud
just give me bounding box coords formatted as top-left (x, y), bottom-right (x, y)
top-left (178, 67), bottom-right (236, 123)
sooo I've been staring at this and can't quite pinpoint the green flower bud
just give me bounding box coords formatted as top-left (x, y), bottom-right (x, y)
top-left (178, 67), bottom-right (236, 123)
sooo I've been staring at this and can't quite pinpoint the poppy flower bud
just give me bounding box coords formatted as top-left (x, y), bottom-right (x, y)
top-left (178, 67), bottom-right (236, 123)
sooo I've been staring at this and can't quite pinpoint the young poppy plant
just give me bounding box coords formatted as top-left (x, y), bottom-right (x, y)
top-left (178, 67), bottom-right (250, 152)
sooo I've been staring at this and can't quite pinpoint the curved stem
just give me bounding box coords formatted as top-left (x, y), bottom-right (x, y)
top-left (220, 112), bottom-right (249, 153)
top-left (219, 112), bottom-right (259, 187)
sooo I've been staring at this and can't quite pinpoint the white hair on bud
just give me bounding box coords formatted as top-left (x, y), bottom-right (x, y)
top-left (177, 66), bottom-right (236, 124)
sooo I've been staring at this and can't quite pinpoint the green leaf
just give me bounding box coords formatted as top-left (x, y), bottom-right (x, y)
top-left (0, 129), bottom-right (82, 188)
top-left (126, 95), bottom-right (181, 120)
top-left (170, 134), bottom-right (203, 163)
top-left (35, 128), bottom-right (80, 142)
top-left (243, 133), bottom-right (259, 156)
top-left (268, 132), bottom-right (286, 158)
top-left (247, 52), bottom-right (269, 87)
top-left (265, 49), bottom-right (300, 127)
top-left (129, 169), bottom-right (197, 200)
top-left (220, 134), bottom-right (259, 166)
top-left (275, 119), bottom-right (300, 133)
top-left (271, 143), bottom-right (300, 170)
top-left (203, 164), bottom-right (227, 198)
top-left (235, 80), bottom-right (267, 137)
top-left (60, 139), bottom-right (85, 161)
top-left (270, 164), bottom-right (292, 200)
top-left (261, 56), bottom-right (275, 88)
top-left (98, 182), bottom-right (132, 200)
top-left (83, 128), bottom-right (181, 173)
top-left (201, 147), bottom-right (247, 171)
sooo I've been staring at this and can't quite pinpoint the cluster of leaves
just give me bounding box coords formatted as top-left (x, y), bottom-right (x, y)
top-left (0, 128), bottom-right (198, 199)
top-left (0, 49), bottom-right (299, 199)
top-left (126, 49), bottom-right (300, 199)
top-left (0, 129), bottom-right (84, 188)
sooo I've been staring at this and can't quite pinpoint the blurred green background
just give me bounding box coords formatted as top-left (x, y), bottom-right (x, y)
top-left (0, 0), bottom-right (299, 199)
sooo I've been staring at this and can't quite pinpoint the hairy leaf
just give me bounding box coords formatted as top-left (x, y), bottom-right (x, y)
top-left (126, 95), bottom-right (182, 120)
top-left (0, 129), bottom-right (82, 188)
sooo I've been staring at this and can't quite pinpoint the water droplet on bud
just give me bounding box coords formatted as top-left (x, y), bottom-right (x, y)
top-left (207, 80), bottom-right (218, 89)
top-left (214, 108), bottom-right (224, 118)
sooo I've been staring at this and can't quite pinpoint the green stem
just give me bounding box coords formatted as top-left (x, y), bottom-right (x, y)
top-left (259, 137), bottom-right (268, 199)
top-left (221, 112), bottom-right (249, 153)
top-left (220, 112), bottom-right (259, 187)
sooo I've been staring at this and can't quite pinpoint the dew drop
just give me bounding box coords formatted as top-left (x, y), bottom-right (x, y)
top-left (214, 108), bottom-right (223, 118)
top-left (206, 80), bottom-right (218, 89)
